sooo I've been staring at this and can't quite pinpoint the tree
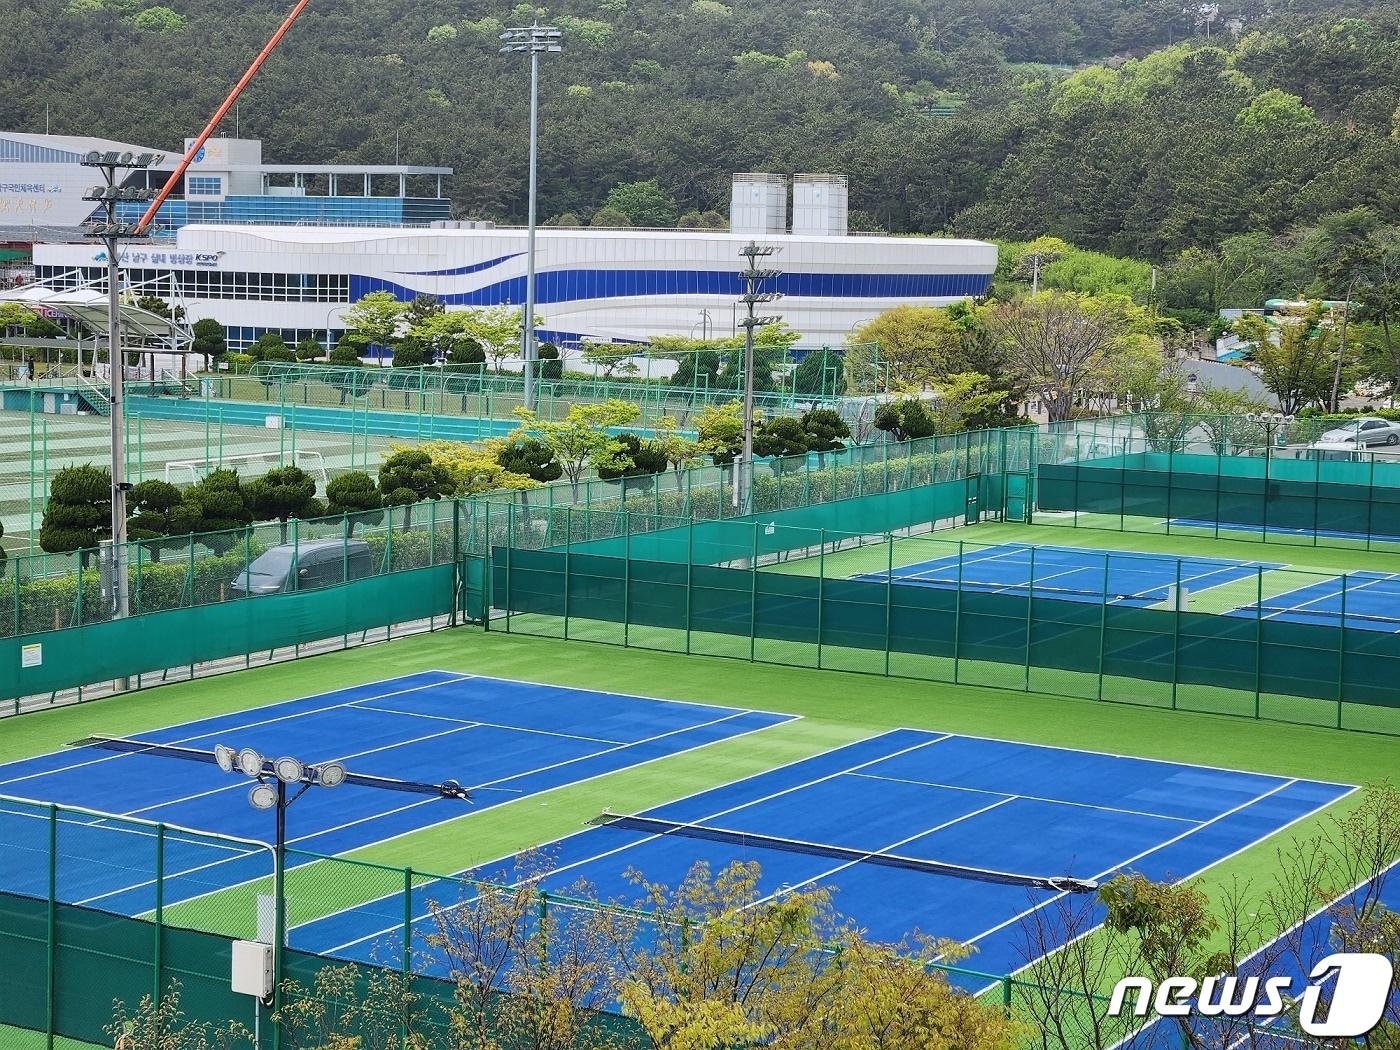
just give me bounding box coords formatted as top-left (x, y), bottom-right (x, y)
top-left (538, 341), bottom-right (563, 380)
top-left (126, 479), bottom-right (189, 562)
top-left (590, 206), bottom-right (633, 228)
top-left (39, 464), bottom-right (110, 562)
top-left (324, 471), bottom-right (383, 532)
top-left (389, 335), bottom-right (429, 369)
top-left (694, 400), bottom-right (745, 464)
top-left (342, 291), bottom-right (407, 359)
top-left (446, 336), bottom-right (487, 368)
top-left (511, 399), bottom-right (641, 496)
top-left (249, 332), bottom-right (289, 362)
top-left (792, 347), bottom-right (847, 396)
top-left (799, 406), bottom-right (850, 453)
top-left (1010, 235), bottom-right (1070, 293)
top-left (596, 432), bottom-right (669, 490)
top-left (190, 317), bottom-right (226, 369)
top-left (929, 372), bottom-right (1021, 433)
top-left (849, 306), bottom-right (964, 388)
top-left (651, 415), bottom-right (702, 481)
top-left (496, 436), bottom-right (564, 484)
top-left (377, 448), bottom-right (453, 524)
top-left (986, 292), bottom-right (1156, 422)
top-left (602, 178), bottom-right (678, 227)
top-left (581, 340), bottom-right (639, 380)
top-left (404, 292), bottom-right (445, 329)
top-left (873, 398), bottom-right (939, 441)
top-left (401, 439), bottom-right (538, 495)
top-left (179, 469), bottom-right (253, 551)
top-left (108, 979), bottom-right (250, 1050)
top-left (328, 338), bottom-right (365, 366)
top-left (753, 416), bottom-right (809, 459)
top-left (243, 466), bottom-right (321, 541)
top-left (458, 305), bottom-right (534, 373)
top-left (294, 336), bottom-right (323, 362)
top-left (620, 860), bottom-right (1023, 1050)
top-left (1236, 308), bottom-right (1334, 414)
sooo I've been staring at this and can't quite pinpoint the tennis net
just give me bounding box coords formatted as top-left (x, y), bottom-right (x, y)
top-left (587, 812), bottom-right (1099, 893)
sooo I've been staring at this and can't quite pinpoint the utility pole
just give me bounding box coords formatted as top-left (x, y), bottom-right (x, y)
top-left (81, 150), bottom-right (162, 690)
top-left (734, 242), bottom-right (782, 514)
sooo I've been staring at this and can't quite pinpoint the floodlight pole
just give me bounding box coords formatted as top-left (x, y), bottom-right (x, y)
top-left (735, 243), bottom-right (782, 515)
top-left (81, 152), bottom-right (163, 691)
top-left (500, 23), bottom-right (563, 411)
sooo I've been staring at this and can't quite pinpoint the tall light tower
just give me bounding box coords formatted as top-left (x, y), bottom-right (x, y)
top-left (82, 150), bottom-right (162, 676)
top-left (500, 22), bottom-right (562, 411)
top-left (735, 242), bottom-right (782, 514)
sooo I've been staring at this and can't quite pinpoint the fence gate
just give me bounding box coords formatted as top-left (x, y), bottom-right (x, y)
top-left (1003, 471), bottom-right (1031, 523)
top-left (964, 473), bottom-right (981, 524)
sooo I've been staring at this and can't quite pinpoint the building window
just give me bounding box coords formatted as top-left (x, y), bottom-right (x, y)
top-left (187, 176), bottom-right (222, 196)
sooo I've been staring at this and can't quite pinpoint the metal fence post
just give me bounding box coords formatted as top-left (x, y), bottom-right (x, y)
top-left (563, 506), bottom-right (572, 640)
top-left (1024, 545), bottom-right (1036, 690)
top-left (883, 534), bottom-right (894, 677)
top-left (46, 803), bottom-right (56, 1050)
top-left (1337, 574), bottom-right (1348, 730)
top-left (1253, 566), bottom-right (1263, 720)
top-left (1096, 552), bottom-right (1109, 701)
top-left (154, 823), bottom-right (165, 1011)
top-left (749, 523), bottom-right (759, 663)
top-left (1170, 556), bottom-right (1181, 710)
top-left (816, 530), bottom-right (825, 670)
top-left (952, 540), bottom-right (963, 684)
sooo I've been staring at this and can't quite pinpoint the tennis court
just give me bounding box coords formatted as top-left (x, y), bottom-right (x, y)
top-left (297, 728), bottom-right (1350, 988)
top-left (853, 542), bottom-right (1279, 607)
top-left (0, 670), bottom-right (791, 914)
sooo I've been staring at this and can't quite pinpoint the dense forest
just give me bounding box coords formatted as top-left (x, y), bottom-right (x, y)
top-left (0, 0), bottom-right (1396, 264)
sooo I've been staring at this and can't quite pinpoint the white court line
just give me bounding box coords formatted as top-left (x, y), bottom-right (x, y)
top-left (320, 729), bottom-right (946, 956)
top-left (958, 778), bottom-right (1303, 956)
top-left (1257, 571), bottom-right (1400, 623)
top-left (156, 709), bottom-right (802, 921)
top-left (846, 772), bottom-right (1201, 824)
top-left (350, 704), bottom-right (626, 746)
top-left (0, 672), bottom-right (474, 789)
top-left (744, 796), bottom-right (1019, 909)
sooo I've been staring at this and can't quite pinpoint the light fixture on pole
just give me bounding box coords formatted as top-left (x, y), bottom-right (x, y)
top-left (1245, 410), bottom-right (1294, 480)
top-left (79, 733), bottom-right (471, 1045)
top-left (735, 242), bottom-right (783, 514)
top-left (81, 150), bottom-right (163, 692)
top-left (500, 22), bottom-right (562, 412)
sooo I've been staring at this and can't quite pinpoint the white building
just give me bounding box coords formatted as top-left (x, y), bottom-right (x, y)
top-left (29, 173), bottom-right (997, 351)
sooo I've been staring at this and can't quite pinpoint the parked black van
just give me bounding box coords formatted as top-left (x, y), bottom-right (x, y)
top-left (229, 539), bottom-right (374, 596)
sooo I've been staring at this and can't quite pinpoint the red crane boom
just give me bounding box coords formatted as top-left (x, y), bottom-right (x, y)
top-left (136, 0), bottom-right (313, 234)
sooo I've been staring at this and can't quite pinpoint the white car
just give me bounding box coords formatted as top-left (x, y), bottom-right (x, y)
top-left (1318, 417), bottom-right (1400, 447)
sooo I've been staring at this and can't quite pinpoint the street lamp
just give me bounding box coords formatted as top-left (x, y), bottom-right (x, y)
top-left (735, 242), bottom-right (782, 514)
top-left (500, 23), bottom-right (562, 412)
top-left (81, 150), bottom-right (163, 688)
top-left (1245, 411), bottom-right (1294, 480)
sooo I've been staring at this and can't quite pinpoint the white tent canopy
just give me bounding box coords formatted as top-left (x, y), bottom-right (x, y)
top-left (0, 281), bottom-right (192, 349)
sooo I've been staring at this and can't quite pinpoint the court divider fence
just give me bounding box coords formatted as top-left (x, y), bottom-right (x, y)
top-left (1038, 413), bottom-right (1400, 553)
top-left (476, 508), bottom-right (1400, 737)
top-left (0, 794), bottom-right (1109, 1049)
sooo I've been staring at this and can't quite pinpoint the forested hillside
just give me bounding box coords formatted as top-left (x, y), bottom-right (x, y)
top-left (1, 0), bottom-right (1396, 262)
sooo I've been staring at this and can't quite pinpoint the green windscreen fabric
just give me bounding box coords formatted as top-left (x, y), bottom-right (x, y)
top-left (4, 564), bottom-right (454, 697)
top-left (493, 547), bottom-right (1400, 720)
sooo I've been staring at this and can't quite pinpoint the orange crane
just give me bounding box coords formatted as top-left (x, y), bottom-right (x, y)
top-left (136, 0), bottom-right (313, 234)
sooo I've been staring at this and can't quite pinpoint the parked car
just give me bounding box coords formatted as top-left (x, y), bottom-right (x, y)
top-left (1316, 417), bottom-right (1400, 447)
top-left (230, 538), bottom-right (373, 596)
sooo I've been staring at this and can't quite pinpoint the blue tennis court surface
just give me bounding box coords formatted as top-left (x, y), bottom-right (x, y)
top-left (0, 670), bottom-right (792, 912)
top-left (298, 729), bottom-right (1351, 988)
top-left (854, 542), bottom-right (1280, 607)
top-left (1230, 570), bottom-right (1400, 632)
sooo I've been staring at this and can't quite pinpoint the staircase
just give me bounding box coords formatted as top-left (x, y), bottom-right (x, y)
top-left (78, 376), bottom-right (111, 416)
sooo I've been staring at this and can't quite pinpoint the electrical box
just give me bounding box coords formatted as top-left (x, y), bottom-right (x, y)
top-left (231, 940), bottom-right (274, 998)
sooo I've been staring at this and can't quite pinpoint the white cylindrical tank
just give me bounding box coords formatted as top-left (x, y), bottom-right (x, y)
top-left (792, 174), bottom-right (848, 236)
top-left (730, 173), bottom-right (787, 235)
